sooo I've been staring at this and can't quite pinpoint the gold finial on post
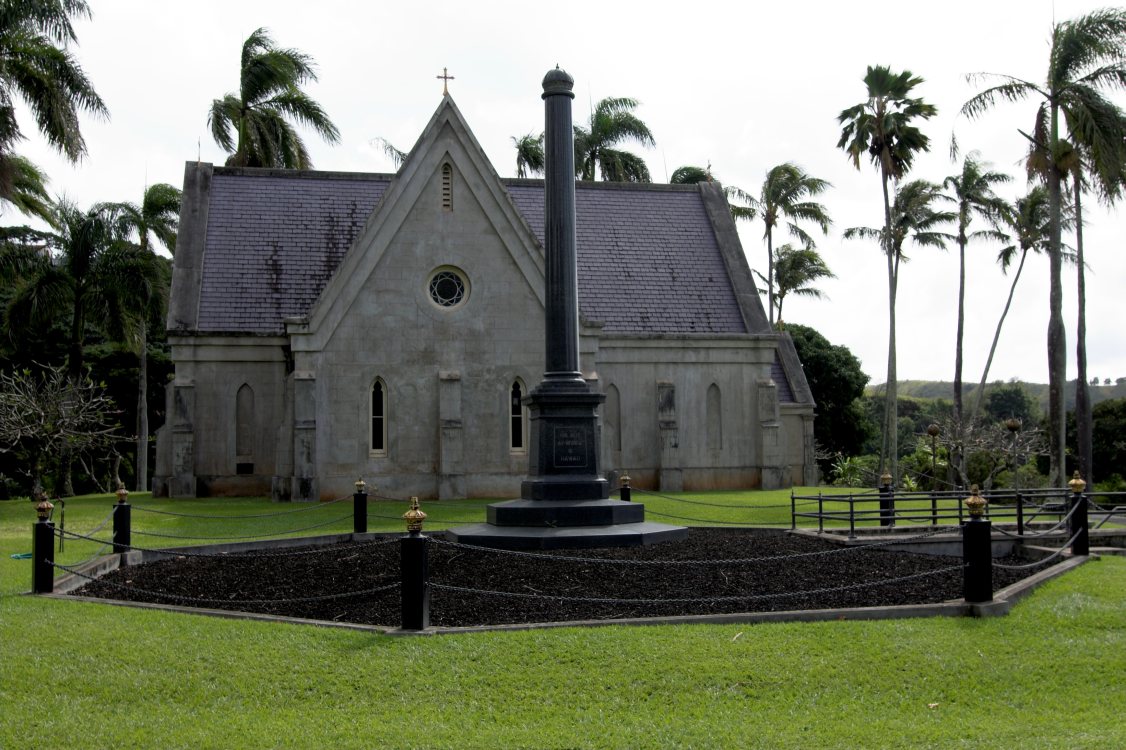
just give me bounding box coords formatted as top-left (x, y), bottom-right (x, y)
top-left (964, 484), bottom-right (987, 517)
top-left (1068, 471), bottom-right (1087, 495)
top-left (354, 477), bottom-right (366, 494)
top-left (403, 496), bottom-right (427, 534)
top-left (880, 471), bottom-right (893, 488)
top-left (115, 484), bottom-right (129, 504)
top-left (35, 495), bottom-right (54, 520)
top-left (620, 473), bottom-right (631, 488)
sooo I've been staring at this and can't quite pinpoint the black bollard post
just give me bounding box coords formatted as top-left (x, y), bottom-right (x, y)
top-left (32, 496), bottom-right (55, 594)
top-left (400, 497), bottom-right (430, 631)
top-left (1068, 472), bottom-right (1089, 556)
top-left (353, 478), bottom-right (368, 535)
top-left (879, 471), bottom-right (895, 527)
top-left (619, 473), bottom-right (631, 503)
top-left (112, 485), bottom-right (131, 555)
top-left (962, 486), bottom-right (993, 604)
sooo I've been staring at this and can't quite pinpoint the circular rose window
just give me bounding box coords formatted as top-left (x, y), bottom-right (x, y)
top-left (427, 268), bottom-right (469, 309)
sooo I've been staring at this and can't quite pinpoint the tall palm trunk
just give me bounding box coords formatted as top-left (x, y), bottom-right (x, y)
top-left (135, 324), bottom-right (149, 492)
top-left (880, 170), bottom-right (898, 485)
top-left (1046, 115), bottom-right (1067, 486)
top-left (953, 229), bottom-right (967, 481)
top-left (766, 228), bottom-right (775, 327)
top-left (969, 248), bottom-right (1029, 423)
top-left (1074, 180), bottom-right (1092, 483)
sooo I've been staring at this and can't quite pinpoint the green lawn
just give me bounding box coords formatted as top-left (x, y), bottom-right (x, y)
top-left (1, 492), bottom-right (1123, 749)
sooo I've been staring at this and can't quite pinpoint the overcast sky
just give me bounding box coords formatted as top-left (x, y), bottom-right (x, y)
top-left (13, 0), bottom-right (1125, 386)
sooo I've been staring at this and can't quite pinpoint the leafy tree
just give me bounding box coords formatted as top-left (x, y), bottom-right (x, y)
top-left (0, 0), bottom-right (106, 168)
top-left (961, 8), bottom-right (1126, 485)
top-left (1090, 398), bottom-right (1126, 482)
top-left (983, 382), bottom-right (1040, 425)
top-left (753, 244), bottom-right (835, 326)
top-left (744, 163), bottom-right (832, 326)
top-left (786, 324), bottom-right (873, 475)
top-left (512, 132), bottom-right (544, 178)
top-left (208, 27), bottom-right (340, 169)
top-left (843, 178), bottom-right (951, 485)
top-left (942, 153), bottom-right (1010, 455)
top-left (100, 184), bottom-right (180, 491)
top-left (573, 97), bottom-right (654, 182)
top-left (838, 65), bottom-right (937, 486)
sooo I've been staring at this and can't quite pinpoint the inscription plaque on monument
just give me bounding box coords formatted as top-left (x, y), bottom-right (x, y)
top-left (552, 425), bottom-right (589, 469)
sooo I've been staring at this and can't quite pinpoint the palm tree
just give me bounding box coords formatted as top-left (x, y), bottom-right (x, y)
top-left (208, 28), bottom-right (340, 169)
top-left (838, 66), bottom-right (937, 485)
top-left (844, 179), bottom-right (952, 482)
top-left (968, 186), bottom-right (1059, 424)
top-left (370, 137), bottom-right (406, 170)
top-left (753, 243), bottom-right (836, 327)
top-left (0, 0), bottom-right (107, 172)
top-left (0, 153), bottom-right (54, 225)
top-left (745, 163), bottom-right (832, 327)
top-left (100, 183), bottom-right (181, 491)
top-left (942, 153), bottom-right (1010, 478)
top-left (669, 164), bottom-right (755, 222)
top-left (573, 97), bottom-right (655, 182)
top-left (512, 132), bottom-right (544, 178)
top-left (961, 8), bottom-right (1126, 485)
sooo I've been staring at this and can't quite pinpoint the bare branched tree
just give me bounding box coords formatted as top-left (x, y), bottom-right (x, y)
top-left (0, 366), bottom-right (122, 495)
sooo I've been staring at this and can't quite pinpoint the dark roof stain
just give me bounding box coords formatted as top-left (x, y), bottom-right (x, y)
top-left (194, 171), bottom-right (746, 336)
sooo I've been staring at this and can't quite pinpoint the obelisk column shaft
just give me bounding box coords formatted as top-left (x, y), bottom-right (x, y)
top-left (542, 71), bottom-right (581, 380)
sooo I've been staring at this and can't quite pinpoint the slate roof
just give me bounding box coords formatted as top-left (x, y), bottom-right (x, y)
top-left (507, 183), bottom-right (747, 335)
top-left (194, 170), bottom-right (747, 336)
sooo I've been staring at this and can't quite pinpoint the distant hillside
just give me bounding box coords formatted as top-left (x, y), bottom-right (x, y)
top-left (866, 379), bottom-right (1126, 412)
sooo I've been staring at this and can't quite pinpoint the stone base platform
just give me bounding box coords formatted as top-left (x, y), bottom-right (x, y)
top-left (445, 521), bottom-right (687, 550)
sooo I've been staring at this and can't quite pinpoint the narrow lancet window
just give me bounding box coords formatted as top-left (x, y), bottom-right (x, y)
top-left (371, 379), bottom-right (387, 454)
top-left (510, 380), bottom-right (526, 452)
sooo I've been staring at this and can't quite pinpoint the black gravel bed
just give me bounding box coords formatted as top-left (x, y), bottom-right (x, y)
top-left (70, 529), bottom-right (1048, 628)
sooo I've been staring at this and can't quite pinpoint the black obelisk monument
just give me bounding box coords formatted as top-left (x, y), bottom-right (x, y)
top-left (447, 69), bottom-right (686, 549)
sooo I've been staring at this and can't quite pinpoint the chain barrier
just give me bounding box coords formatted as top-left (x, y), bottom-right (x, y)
top-left (992, 502), bottom-right (1079, 539)
top-left (991, 529), bottom-right (1085, 570)
top-left (430, 526), bottom-right (950, 567)
top-left (55, 526), bottom-right (399, 560)
top-left (52, 561), bottom-right (399, 605)
top-left (131, 495), bottom-right (351, 519)
top-left (58, 507), bottom-right (118, 567)
top-left (627, 487), bottom-right (818, 510)
top-left (131, 513), bottom-right (353, 541)
top-left (429, 564), bottom-right (965, 605)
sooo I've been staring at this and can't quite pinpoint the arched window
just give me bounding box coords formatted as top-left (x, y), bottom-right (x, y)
top-left (706, 383), bottom-right (723, 451)
top-left (441, 163), bottom-right (453, 211)
top-left (370, 378), bottom-right (387, 455)
top-left (605, 384), bottom-right (622, 452)
top-left (236, 384), bottom-right (254, 474)
top-left (510, 380), bottom-right (527, 453)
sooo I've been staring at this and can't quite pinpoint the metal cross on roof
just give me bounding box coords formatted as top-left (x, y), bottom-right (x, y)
top-left (437, 67), bottom-right (455, 96)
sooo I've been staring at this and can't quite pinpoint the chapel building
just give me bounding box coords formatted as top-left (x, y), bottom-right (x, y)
top-left (152, 96), bottom-right (816, 501)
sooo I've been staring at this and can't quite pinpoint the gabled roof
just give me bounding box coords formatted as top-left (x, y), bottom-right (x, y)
top-left (172, 102), bottom-right (768, 338)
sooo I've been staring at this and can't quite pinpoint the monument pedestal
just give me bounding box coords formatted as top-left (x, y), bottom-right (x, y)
top-left (445, 66), bottom-right (685, 551)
